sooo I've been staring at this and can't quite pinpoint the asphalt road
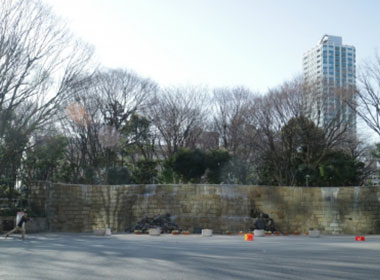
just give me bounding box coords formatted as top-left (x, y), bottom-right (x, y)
top-left (1, 233), bottom-right (379, 280)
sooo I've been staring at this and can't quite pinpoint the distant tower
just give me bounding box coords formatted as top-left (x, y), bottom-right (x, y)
top-left (303, 35), bottom-right (356, 136)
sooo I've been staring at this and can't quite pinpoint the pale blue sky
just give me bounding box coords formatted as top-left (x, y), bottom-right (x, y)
top-left (49, 0), bottom-right (380, 93)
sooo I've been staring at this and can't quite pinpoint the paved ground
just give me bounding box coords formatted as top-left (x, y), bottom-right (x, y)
top-left (1, 233), bottom-right (380, 280)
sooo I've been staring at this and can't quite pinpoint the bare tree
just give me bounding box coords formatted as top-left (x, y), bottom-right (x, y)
top-left (209, 87), bottom-right (257, 183)
top-left (248, 93), bottom-right (284, 184)
top-left (249, 79), bottom-right (306, 158)
top-left (0, 0), bottom-right (92, 203)
top-left (0, 0), bottom-right (93, 136)
top-left (250, 77), bottom-right (362, 186)
top-left (94, 69), bottom-right (157, 169)
top-left (60, 69), bottom-right (157, 183)
top-left (62, 87), bottom-right (104, 183)
top-left (149, 87), bottom-right (209, 159)
top-left (348, 52), bottom-right (380, 137)
top-left (304, 77), bottom-right (356, 151)
top-left (250, 78), bottom-right (321, 185)
top-left (212, 87), bottom-right (254, 153)
top-left (95, 69), bottom-right (157, 130)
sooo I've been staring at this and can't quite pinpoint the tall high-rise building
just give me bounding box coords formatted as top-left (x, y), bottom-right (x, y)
top-left (303, 35), bottom-right (356, 135)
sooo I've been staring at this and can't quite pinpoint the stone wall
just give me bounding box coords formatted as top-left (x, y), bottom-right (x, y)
top-left (29, 183), bottom-right (380, 234)
top-left (29, 181), bottom-right (47, 216)
top-left (27, 217), bottom-right (48, 233)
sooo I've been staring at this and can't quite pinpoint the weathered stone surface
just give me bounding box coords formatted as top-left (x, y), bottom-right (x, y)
top-left (28, 183), bottom-right (380, 234)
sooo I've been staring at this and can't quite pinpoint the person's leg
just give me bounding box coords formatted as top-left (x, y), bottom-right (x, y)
top-left (21, 223), bottom-right (25, 239)
top-left (5, 226), bottom-right (19, 237)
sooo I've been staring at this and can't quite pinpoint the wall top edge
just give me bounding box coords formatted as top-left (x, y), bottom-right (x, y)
top-left (37, 183), bottom-right (378, 189)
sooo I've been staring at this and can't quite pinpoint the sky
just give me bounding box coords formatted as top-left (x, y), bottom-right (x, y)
top-left (48, 0), bottom-right (380, 93)
top-left (48, 0), bottom-right (380, 141)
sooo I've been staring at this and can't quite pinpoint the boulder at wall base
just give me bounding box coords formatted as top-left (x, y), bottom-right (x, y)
top-left (255, 219), bottom-right (266, 230)
top-left (251, 214), bottom-right (276, 233)
top-left (126, 213), bottom-right (182, 234)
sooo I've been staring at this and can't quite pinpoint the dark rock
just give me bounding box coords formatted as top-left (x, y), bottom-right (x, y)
top-left (255, 218), bottom-right (266, 230)
top-left (126, 213), bottom-right (182, 233)
top-left (251, 213), bottom-right (276, 232)
top-left (194, 227), bottom-right (202, 234)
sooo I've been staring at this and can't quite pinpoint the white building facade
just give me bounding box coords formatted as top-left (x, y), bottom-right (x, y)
top-left (303, 35), bottom-right (356, 135)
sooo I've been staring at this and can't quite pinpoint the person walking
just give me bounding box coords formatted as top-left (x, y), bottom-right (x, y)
top-left (5, 212), bottom-right (30, 239)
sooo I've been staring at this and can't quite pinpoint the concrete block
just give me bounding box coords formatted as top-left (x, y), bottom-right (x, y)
top-left (309, 230), bottom-right (320, 238)
top-left (149, 228), bottom-right (161, 236)
top-left (105, 226), bottom-right (112, 236)
top-left (254, 229), bottom-right (265, 237)
top-left (202, 229), bottom-right (213, 237)
top-left (93, 229), bottom-right (105, 236)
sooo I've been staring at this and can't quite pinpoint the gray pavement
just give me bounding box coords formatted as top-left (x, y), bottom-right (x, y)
top-left (1, 233), bottom-right (380, 280)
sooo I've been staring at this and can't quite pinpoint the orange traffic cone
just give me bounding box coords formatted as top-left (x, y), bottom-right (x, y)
top-left (245, 233), bottom-right (254, 241)
top-left (355, 236), bottom-right (365, 241)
